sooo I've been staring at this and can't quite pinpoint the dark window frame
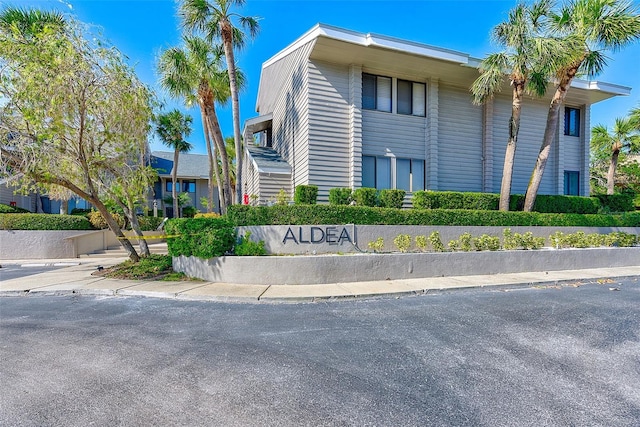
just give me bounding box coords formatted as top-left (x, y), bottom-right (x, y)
top-left (564, 170), bottom-right (580, 195)
top-left (564, 107), bottom-right (580, 137)
top-left (397, 79), bottom-right (426, 117)
top-left (362, 73), bottom-right (392, 113)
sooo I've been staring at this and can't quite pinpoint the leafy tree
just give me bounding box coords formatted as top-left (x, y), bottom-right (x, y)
top-left (591, 117), bottom-right (640, 194)
top-left (523, 0), bottom-right (640, 211)
top-left (157, 36), bottom-right (235, 213)
top-left (472, 0), bottom-right (567, 211)
top-left (154, 110), bottom-right (193, 218)
top-left (0, 8), bottom-right (155, 262)
top-left (179, 0), bottom-right (260, 204)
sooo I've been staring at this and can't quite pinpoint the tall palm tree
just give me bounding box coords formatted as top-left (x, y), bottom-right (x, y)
top-left (155, 109), bottom-right (193, 218)
top-left (591, 117), bottom-right (640, 194)
top-left (472, 0), bottom-right (564, 211)
top-left (157, 36), bottom-right (235, 213)
top-left (523, 0), bottom-right (640, 211)
top-left (0, 6), bottom-right (65, 37)
top-left (179, 0), bottom-right (259, 205)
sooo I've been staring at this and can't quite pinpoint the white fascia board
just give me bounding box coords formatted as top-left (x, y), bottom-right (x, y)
top-left (365, 33), bottom-right (470, 64)
top-left (569, 79), bottom-right (631, 96)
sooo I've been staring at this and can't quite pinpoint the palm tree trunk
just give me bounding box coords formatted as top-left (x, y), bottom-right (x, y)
top-left (523, 65), bottom-right (579, 212)
top-left (205, 105), bottom-right (233, 210)
top-left (499, 83), bottom-right (524, 211)
top-left (220, 19), bottom-right (243, 205)
top-left (172, 149), bottom-right (179, 218)
top-left (201, 107), bottom-right (225, 213)
top-left (607, 149), bottom-right (620, 195)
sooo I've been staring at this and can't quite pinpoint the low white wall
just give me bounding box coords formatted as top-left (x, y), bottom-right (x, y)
top-left (174, 247), bottom-right (640, 285)
top-left (239, 225), bottom-right (640, 254)
top-left (0, 230), bottom-right (165, 259)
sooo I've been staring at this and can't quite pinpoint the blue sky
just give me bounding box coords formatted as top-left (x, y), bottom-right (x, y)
top-left (5, 0), bottom-right (640, 155)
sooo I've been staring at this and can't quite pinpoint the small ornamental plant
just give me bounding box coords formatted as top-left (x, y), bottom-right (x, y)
top-left (393, 234), bottom-right (411, 252)
top-left (368, 237), bottom-right (384, 253)
top-left (415, 235), bottom-right (428, 252)
top-left (429, 231), bottom-right (445, 252)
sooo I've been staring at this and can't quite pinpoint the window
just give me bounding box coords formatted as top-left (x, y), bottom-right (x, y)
top-left (182, 180), bottom-right (196, 193)
top-left (564, 107), bottom-right (580, 137)
top-left (165, 181), bottom-right (173, 193)
top-left (362, 73), bottom-right (391, 112)
top-left (564, 171), bottom-right (579, 195)
top-left (397, 80), bottom-right (426, 116)
top-left (363, 155), bottom-right (425, 191)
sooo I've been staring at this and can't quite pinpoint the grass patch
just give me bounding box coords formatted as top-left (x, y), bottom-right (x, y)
top-left (99, 254), bottom-right (194, 281)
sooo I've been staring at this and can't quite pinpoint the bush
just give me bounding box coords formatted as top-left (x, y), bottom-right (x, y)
top-left (182, 206), bottom-right (197, 218)
top-left (0, 203), bottom-right (30, 213)
top-left (393, 234), bottom-right (411, 252)
top-left (294, 185), bottom-right (319, 205)
top-left (367, 237), bottom-right (384, 252)
top-left (379, 189), bottom-right (406, 209)
top-left (70, 208), bottom-right (92, 216)
top-left (165, 217), bottom-right (236, 259)
top-left (509, 194), bottom-right (600, 214)
top-left (0, 213), bottom-right (94, 230)
top-left (595, 194), bottom-right (635, 213)
top-left (88, 210), bottom-right (125, 229)
top-left (135, 216), bottom-right (165, 231)
top-left (329, 188), bottom-right (353, 205)
top-left (353, 187), bottom-right (378, 207)
top-left (227, 204), bottom-right (640, 227)
top-left (413, 191), bottom-right (499, 210)
top-left (194, 212), bottom-right (221, 218)
top-left (234, 231), bottom-right (267, 256)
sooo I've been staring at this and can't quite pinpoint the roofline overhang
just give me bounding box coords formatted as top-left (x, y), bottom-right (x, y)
top-left (257, 23), bottom-right (631, 111)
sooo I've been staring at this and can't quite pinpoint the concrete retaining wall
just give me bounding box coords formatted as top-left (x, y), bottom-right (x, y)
top-left (0, 230), bottom-right (165, 259)
top-left (174, 247), bottom-right (640, 285)
top-left (239, 225), bottom-right (640, 254)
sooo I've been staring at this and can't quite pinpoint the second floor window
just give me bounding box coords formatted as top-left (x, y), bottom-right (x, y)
top-left (397, 80), bottom-right (426, 116)
top-left (564, 107), bottom-right (580, 137)
top-left (363, 73), bottom-right (391, 112)
top-left (182, 180), bottom-right (196, 193)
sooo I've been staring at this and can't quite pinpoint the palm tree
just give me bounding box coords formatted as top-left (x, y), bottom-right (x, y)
top-left (523, 0), bottom-right (640, 211)
top-left (154, 110), bottom-right (193, 218)
top-left (179, 0), bottom-right (259, 205)
top-left (157, 36), bottom-right (234, 213)
top-left (472, 0), bottom-right (564, 211)
top-left (0, 7), bottom-right (65, 37)
top-left (591, 117), bottom-right (640, 194)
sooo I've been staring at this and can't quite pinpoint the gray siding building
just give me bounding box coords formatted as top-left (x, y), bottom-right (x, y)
top-left (244, 24), bottom-right (630, 205)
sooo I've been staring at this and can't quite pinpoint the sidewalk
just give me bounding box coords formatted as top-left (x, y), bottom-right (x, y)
top-left (1, 254), bottom-right (639, 303)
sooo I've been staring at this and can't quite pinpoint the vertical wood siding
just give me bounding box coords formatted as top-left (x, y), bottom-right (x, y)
top-left (437, 84), bottom-right (483, 191)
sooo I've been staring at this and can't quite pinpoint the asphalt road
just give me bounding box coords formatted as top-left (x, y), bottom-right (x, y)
top-left (0, 264), bottom-right (64, 282)
top-left (1, 278), bottom-right (639, 426)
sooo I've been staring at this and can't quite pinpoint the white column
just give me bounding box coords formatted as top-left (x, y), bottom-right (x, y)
top-left (349, 65), bottom-right (363, 189)
top-left (427, 78), bottom-right (439, 190)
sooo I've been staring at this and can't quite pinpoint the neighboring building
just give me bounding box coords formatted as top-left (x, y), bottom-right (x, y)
top-left (150, 151), bottom-right (219, 217)
top-left (0, 175), bottom-right (90, 213)
top-left (243, 24), bottom-right (630, 204)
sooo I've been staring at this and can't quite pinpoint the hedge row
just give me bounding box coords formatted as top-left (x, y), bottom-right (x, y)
top-left (165, 217), bottom-right (236, 259)
top-left (0, 203), bottom-right (30, 214)
top-left (227, 205), bottom-right (640, 227)
top-left (0, 213), bottom-right (94, 230)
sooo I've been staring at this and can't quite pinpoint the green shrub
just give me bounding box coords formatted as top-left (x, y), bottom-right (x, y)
top-left (595, 194), bottom-right (635, 213)
top-left (447, 239), bottom-right (459, 251)
top-left (182, 206), bottom-right (197, 218)
top-left (329, 188), bottom-right (353, 205)
top-left (393, 234), bottom-right (411, 252)
top-left (472, 234), bottom-right (501, 251)
top-left (413, 191), bottom-right (499, 210)
top-left (458, 232), bottom-right (473, 252)
top-left (353, 188), bottom-right (378, 207)
top-left (165, 217), bottom-right (236, 259)
top-left (368, 237), bottom-right (384, 252)
top-left (429, 231), bottom-right (445, 252)
top-left (294, 185), bottom-right (318, 205)
top-left (234, 232), bottom-right (267, 256)
top-left (70, 208), bottom-right (92, 216)
top-left (379, 189), bottom-right (406, 209)
top-left (0, 213), bottom-right (93, 230)
top-left (227, 204), bottom-right (640, 227)
top-left (509, 194), bottom-right (600, 214)
top-left (135, 216), bottom-right (165, 231)
top-left (0, 203), bottom-right (30, 213)
top-left (415, 235), bottom-right (428, 252)
top-left (88, 210), bottom-right (125, 229)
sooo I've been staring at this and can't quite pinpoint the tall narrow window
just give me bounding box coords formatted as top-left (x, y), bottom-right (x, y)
top-left (564, 171), bottom-right (579, 195)
top-left (362, 155), bottom-right (376, 188)
top-left (397, 80), bottom-right (426, 117)
top-left (376, 157), bottom-right (391, 189)
top-left (396, 158), bottom-right (411, 191)
top-left (411, 160), bottom-right (425, 191)
top-left (564, 107), bottom-right (580, 137)
top-left (362, 73), bottom-right (391, 112)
